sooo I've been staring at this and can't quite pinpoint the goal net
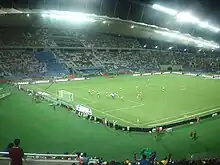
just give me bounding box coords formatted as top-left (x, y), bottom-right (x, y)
top-left (57, 90), bottom-right (74, 103)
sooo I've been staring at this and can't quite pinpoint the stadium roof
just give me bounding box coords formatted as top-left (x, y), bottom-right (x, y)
top-left (1, 0), bottom-right (220, 50)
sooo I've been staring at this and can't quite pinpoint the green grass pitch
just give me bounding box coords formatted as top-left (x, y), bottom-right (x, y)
top-left (28, 74), bottom-right (220, 127)
top-left (1, 74), bottom-right (220, 160)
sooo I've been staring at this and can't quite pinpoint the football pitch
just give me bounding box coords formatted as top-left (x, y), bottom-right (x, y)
top-left (1, 74), bottom-right (220, 160)
top-left (28, 74), bottom-right (220, 127)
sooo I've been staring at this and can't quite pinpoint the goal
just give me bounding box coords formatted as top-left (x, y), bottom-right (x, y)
top-left (57, 90), bottom-right (74, 103)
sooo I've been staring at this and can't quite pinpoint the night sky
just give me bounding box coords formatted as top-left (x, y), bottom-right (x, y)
top-left (1, 0), bottom-right (220, 23)
top-left (1, 0), bottom-right (220, 41)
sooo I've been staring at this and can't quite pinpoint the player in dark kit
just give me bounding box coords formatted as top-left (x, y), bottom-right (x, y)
top-left (9, 138), bottom-right (24, 165)
top-left (53, 104), bottom-right (56, 112)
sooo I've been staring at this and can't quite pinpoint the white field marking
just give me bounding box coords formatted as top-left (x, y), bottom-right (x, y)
top-left (104, 104), bottom-right (144, 113)
top-left (82, 97), bottom-right (90, 101)
top-left (81, 97), bottom-right (100, 104)
top-left (102, 111), bottom-right (137, 126)
top-left (138, 104), bottom-right (220, 126)
top-left (147, 107), bottom-right (220, 127)
top-left (29, 86), bottom-right (137, 126)
top-left (139, 105), bottom-right (220, 127)
top-left (76, 103), bottom-right (137, 126)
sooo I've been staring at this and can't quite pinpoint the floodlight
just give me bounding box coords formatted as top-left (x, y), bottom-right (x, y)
top-left (184, 49), bottom-right (187, 51)
top-left (154, 30), bottom-right (219, 49)
top-left (41, 13), bottom-right (48, 18)
top-left (168, 47), bottom-right (172, 50)
top-left (198, 49), bottom-right (201, 52)
top-left (131, 25), bottom-right (134, 28)
top-left (41, 11), bottom-right (95, 23)
top-left (176, 12), bottom-right (199, 23)
top-left (102, 20), bottom-right (106, 24)
top-left (27, 13), bottom-right (29, 17)
top-left (155, 46), bottom-right (158, 48)
top-left (152, 4), bottom-right (178, 16)
top-left (144, 45), bottom-right (147, 48)
top-left (199, 21), bottom-right (220, 33)
top-left (197, 44), bottom-right (203, 48)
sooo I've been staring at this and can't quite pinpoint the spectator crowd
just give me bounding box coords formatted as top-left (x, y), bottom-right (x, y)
top-left (0, 27), bottom-right (219, 78)
top-left (2, 139), bottom-right (220, 165)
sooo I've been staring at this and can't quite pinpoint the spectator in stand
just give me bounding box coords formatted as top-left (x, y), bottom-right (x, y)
top-left (9, 138), bottom-right (24, 165)
top-left (139, 154), bottom-right (149, 165)
top-left (2, 142), bottom-right (14, 157)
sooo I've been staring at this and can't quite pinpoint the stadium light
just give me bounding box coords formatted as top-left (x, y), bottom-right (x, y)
top-left (176, 12), bottom-right (199, 24)
top-left (168, 47), bottom-right (172, 50)
top-left (197, 44), bottom-right (203, 48)
top-left (155, 46), bottom-right (158, 49)
top-left (199, 21), bottom-right (220, 33)
top-left (41, 11), bottom-right (95, 23)
top-left (152, 4), bottom-right (178, 16)
top-left (153, 4), bottom-right (220, 33)
top-left (154, 30), bottom-right (220, 49)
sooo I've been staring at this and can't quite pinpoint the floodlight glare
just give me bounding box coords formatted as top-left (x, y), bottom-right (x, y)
top-left (212, 50), bottom-right (214, 52)
top-left (131, 25), bottom-right (134, 28)
top-left (102, 20), bottom-right (106, 24)
top-left (184, 49), bottom-right (187, 51)
top-left (168, 47), bottom-right (172, 50)
top-left (144, 45), bottom-right (147, 48)
top-left (41, 13), bottom-right (48, 18)
top-left (176, 12), bottom-right (199, 23)
top-left (27, 13), bottom-right (29, 17)
top-left (155, 46), bottom-right (158, 48)
top-left (41, 11), bottom-right (95, 23)
top-left (199, 21), bottom-right (220, 33)
top-left (152, 4), bottom-right (178, 16)
top-left (198, 49), bottom-right (201, 52)
top-left (198, 44), bottom-right (203, 48)
top-left (154, 30), bottom-right (219, 49)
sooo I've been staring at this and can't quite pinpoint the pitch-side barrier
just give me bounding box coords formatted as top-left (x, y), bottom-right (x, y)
top-left (0, 152), bottom-right (79, 165)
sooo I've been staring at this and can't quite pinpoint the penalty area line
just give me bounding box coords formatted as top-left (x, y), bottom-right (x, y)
top-left (88, 106), bottom-right (137, 126)
top-left (104, 104), bottom-right (144, 113)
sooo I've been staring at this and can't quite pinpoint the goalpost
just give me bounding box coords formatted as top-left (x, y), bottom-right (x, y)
top-left (57, 90), bottom-right (75, 103)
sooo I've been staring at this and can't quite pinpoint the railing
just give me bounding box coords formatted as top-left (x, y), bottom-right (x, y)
top-left (0, 152), bottom-right (79, 165)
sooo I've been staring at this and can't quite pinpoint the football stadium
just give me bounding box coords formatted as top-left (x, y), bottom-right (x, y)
top-left (1, 0), bottom-right (220, 164)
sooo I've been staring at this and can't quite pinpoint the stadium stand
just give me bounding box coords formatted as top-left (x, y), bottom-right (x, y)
top-left (34, 51), bottom-right (67, 76)
top-left (0, 26), bottom-right (219, 76)
top-left (0, 50), bottom-right (47, 77)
